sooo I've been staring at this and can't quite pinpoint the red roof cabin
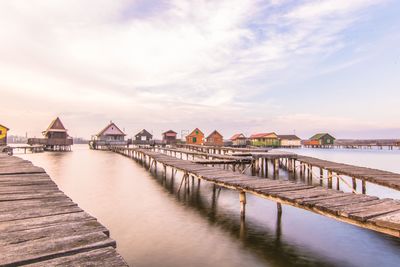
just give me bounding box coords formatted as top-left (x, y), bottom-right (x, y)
top-left (162, 130), bottom-right (178, 144)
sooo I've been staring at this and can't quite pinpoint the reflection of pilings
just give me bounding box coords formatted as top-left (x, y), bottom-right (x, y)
top-left (240, 216), bottom-right (246, 241)
top-left (240, 191), bottom-right (246, 218)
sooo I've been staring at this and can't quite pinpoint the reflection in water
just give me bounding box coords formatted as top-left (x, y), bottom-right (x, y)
top-left (19, 145), bottom-right (400, 267)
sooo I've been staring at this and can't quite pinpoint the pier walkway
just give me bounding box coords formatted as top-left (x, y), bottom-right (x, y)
top-left (294, 155), bottom-right (400, 191)
top-left (112, 147), bottom-right (400, 238)
top-left (0, 154), bottom-right (127, 266)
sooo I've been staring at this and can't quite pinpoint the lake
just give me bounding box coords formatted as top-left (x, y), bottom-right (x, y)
top-left (19, 145), bottom-right (400, 267)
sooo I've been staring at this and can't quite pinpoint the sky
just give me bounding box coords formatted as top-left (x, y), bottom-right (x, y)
top-left (1, 0), bottom-right (399, 140)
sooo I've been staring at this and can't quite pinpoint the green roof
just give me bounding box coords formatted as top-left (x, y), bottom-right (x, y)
top-left (310, 133), bottom-right (335, 140)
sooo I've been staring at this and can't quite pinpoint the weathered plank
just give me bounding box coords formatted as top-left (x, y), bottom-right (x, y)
top-left (25, 247), bottom-right (127, 267)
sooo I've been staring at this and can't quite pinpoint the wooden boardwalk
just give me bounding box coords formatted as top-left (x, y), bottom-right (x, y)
top-left (0, 154), bottom-right (127, 266)
top-left (113, 147), bottom-right (400, 238)
top-left (295, 155), bottom-right (400, 191)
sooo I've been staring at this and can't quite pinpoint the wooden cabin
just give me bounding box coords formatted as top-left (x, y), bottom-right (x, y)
top-left (162, 130), bottom-right (177, 144)
top-left (303, 133), bottom-right (335, 148)
top-left (186, 128), bottom-right (204, 145)
top-left (135, 129), bottom-right (153, 142)
top-left (28, 117), bottom-right (73, 151)
top-left (205, 130), bottom-right (223, 146)
top-left (230, 133), bottom-right (248, 147)
top-left (0, 124), bottom-right (9, 146)
top-left (278, 135), bottom-right (301, 148)
top-left (89, 121), bottom-right (127, 149)
top-left (249, 132), bottom-right (279, 147)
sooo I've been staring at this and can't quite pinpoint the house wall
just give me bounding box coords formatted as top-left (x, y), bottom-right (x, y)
top-left (0, 125), bottom-right (8, 146)
top-left (321, 135), bottom-right (335, 145)
top-left (98, 135), bottom-right (124, 141)
top-left (186, 133), bottom-right (204, 145)
top-left (47, 132), bottom-right (67, 139)
top-left (280, 139), bottom-right (301, 147)
top-left (251, 138), bottom-right (279, 147)
top-left (206, 134), bottom-right (223, 146)
top-left (135, 135), bottom-right (152, 141)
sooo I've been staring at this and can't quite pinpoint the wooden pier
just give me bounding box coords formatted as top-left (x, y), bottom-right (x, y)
top-left (0, 154), bottom-right (127, 266)
top-left (293, 155), bottom-right (400, 191)
top-left (111, 147), bottom-right (400, 238)
top-left (334, 139), bottom-right (400, 150)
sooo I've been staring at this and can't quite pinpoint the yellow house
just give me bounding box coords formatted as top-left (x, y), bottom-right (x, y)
top-left (0, 124), bottom-right (9, 146)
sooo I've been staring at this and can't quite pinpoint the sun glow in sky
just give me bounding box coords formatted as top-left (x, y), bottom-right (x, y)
top-left (1, 0), bottom-right (399, 139)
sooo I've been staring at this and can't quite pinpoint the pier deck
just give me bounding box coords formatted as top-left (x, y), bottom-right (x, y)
top-left (113, 147), bottom-right (400, 238)
top-left (295, 155), bottom-right (400, 190)
top-left (0, 154), bottom-right (127, 266)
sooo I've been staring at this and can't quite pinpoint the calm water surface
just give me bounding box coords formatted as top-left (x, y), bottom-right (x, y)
top-left (19, 145), bottom-right (400, 267)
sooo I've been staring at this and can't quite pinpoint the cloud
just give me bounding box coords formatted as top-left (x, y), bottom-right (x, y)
top-left (0, 0), bottom-right (392, 137)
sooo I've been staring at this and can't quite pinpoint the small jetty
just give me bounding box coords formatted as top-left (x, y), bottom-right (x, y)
top-left (110, 146), bottom-right (400, 238)
top-left (0, 154), bottom-right (127, 266)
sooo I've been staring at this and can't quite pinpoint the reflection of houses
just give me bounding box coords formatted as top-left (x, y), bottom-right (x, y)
top-left (303, 133), bottom-right (335, 148)
top-left (162, 130), bottom-right (177, 144)
top-left (133, 129), bottom-right (153, 144)
top-left (250, 132), bottom-right (279, 147)
top-left (0, 124), bottom-right (9, 146)
top-left (89, 121), bottom-right (127, 149)
top-left (230, 133), bottom-right (248, 147)
top-left (205, 130), bottom-right (223, 146)
top-left (186, 128), bottom-right (204, 145)
top-left (278, 135), bottom-right (301, 148)
top-left (28, 117), bottom-right (73, 151)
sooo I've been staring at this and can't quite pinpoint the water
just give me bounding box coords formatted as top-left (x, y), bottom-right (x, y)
top-left (18, 145), bottom-right (400, 267)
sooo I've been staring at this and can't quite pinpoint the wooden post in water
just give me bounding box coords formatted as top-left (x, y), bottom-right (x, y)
top-left (274, 159), bottom-right (279, 177)
top-left (328, 170), bottom-right (333, 189)
top-left (320, 168), bottom-right (323, 186)
top-left (239, 191), bottom-right (246, 218)
top-left (352, 177), bottom-right (357, 192)
top-left (362, 180), bottom-right (366, 194)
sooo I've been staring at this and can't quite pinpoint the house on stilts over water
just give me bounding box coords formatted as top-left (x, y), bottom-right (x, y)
top-left (89, 121), bottom-right (127, 150)
top-left (28, 117), bottom-right (73, 151)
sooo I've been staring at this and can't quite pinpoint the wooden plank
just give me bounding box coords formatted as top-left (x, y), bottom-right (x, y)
top-left (369, 211), bottom-right (400, 231)
top-left (0, 232), bottom-right (116, 266)
top-left (25, 247), bottom-right (128, 267)
top-left (0, 220), bottom-right (109, 246)
top-left (0, 204), bottom-right (82, 222)
top-left (0, 211), bottom-right (96, 234)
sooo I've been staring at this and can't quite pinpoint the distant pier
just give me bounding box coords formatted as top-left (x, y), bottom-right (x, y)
top-left (0, 154), bottom-right (127, 266)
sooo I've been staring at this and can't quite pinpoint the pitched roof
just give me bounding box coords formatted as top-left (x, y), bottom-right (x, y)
top-left (277, 135), bottom-right (301, 140)
top-left (230, 133), bottom-right (246, 140)
top-left (310, 133), bottom-right (335, 140)
top-left (43, 117), bottom-right (67, 135)
top-left (206, 130), bottom-right (223, 139)
top-left (250, 132), bottom-right (277, 139)
top-left (162, 130), bottom-right (177, 135)
top-left (187, 128), bottom-right (204, 137)
top-left (97, 122), bottom-right (126, 136)
top-left (135, 129), bottom-right (153, 138)
top-left (0, 124), bottom-right (9, 130)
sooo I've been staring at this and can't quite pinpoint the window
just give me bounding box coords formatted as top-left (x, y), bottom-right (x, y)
top-left (193, 137), bottom-right (197, 143)
top-left (0, 130), bottom-right (2, 135)
top-left (195, 130), bottom-right (199, 134)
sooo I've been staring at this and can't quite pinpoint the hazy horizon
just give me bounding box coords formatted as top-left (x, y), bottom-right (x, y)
top-left (1, 1), bottom-right (400, 139)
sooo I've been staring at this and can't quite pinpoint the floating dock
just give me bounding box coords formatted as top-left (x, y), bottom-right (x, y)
top-left (0, 154), bottom-right (127, 266)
